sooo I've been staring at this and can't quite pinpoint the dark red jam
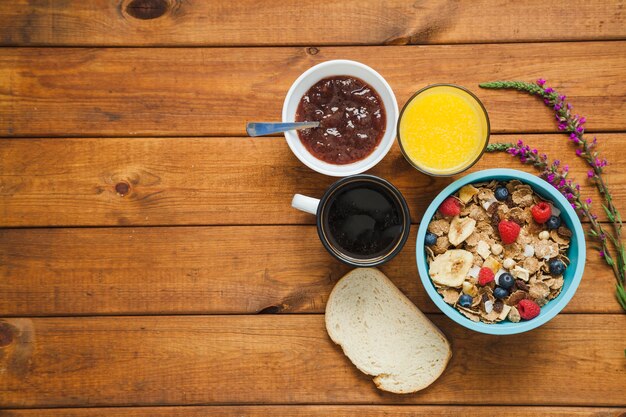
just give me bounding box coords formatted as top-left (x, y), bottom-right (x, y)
top-left (295, 76), bottom-right (386, 165)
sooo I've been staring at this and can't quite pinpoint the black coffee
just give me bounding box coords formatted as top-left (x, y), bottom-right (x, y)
top-left (324, 182), bottom-right (404, 259)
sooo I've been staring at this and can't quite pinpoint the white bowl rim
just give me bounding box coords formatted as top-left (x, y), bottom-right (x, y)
top-left (416, 168), bottom-right (586, 335)
top-left (281, 59), bottom-right (398, 177)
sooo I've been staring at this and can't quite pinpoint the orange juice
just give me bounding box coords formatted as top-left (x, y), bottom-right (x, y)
top-left (398, 85), bottom-right (489, 176)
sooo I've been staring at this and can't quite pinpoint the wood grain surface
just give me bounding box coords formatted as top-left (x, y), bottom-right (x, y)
top-left (1, 134), bottom-right (624, 227)
top-left (1, 42), bottom-right (626, 137)
top-left (2, 1), bottom-right (626, 415)
top-left (1, 405), bottom-right (624, 417)
top-left (0, 226), bottom-right (618, 316)
top-left (0, 0), bottom-right (624, 46)
top-left (0, 315), bottom-right (624, 408)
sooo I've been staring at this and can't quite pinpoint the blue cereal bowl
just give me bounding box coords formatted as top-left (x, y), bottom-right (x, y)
top-left (416, 168), bottom-right (586, 335)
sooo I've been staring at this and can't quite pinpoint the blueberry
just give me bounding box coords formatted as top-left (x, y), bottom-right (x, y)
top-left (425, 232), bottom-right (438, 246)
top-left (494, 287), bottom-right (509, 299)
top-left (499, 272), bottom-right (515, 290)
top-left (549, 259), bottom-right (566, 276)
top-left (546, 215), bottom-right (561, 230)
top-left (458, 294), bottom-right (473, 308)
top-left (495, 187), bottom-right (509, 201)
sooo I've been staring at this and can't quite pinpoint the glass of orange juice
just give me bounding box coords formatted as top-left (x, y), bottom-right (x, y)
top-left (397, 84), bottom-right (490, 176)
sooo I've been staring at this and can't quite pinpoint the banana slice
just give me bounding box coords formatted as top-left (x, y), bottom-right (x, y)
top-left (458, 185), bottom-right (479, 203)
top-left (448, 216), bottom-right (476, 246)
top-left (429, 249), bottom-right (474, 287)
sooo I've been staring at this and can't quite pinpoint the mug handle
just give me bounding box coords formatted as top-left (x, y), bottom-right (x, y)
top-left (291, 194), bottom-right (320, 215)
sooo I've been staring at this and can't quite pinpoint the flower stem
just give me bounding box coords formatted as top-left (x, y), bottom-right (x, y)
top-left (481, 80), bottom-right (626, 310)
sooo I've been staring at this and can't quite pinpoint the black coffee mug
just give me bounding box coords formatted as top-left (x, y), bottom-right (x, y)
top-left (291, 174), bottom-right (411, 267)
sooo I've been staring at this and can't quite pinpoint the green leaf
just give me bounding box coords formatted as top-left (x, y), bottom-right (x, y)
top-left (486, 143), bottom-right (513, 153)
top-left (478, 80), bottom-right (544, 97)
top-left (602, 204), bottom-right (615, 222)
top-left (616, 283), bottom-right (626, 311)
top-left (606, 255), bottom-right (615, 267)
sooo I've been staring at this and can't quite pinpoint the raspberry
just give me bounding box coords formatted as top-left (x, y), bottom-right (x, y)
top-left (517, 299), bottom-right (541, 320)
top-left (531, 202), bottom-right (552, 224)
top-left (439, 197), bottom-right (461, 217)
top-left (498, 220), bottom-right (521, 245)
top-left (478, 267), bottom-right (495, 286)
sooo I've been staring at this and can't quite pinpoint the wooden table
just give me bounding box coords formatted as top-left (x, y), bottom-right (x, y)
top-left (1, 1), bottom-right (625, 416)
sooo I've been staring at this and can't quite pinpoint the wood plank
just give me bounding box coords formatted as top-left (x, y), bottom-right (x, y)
top-left (1, 405), bottom-right (624, 417)
top-left (1, 42), bottom-right (626, 137)
top-left (0, 226), bottom-right (618, 316)
top-left (0, 315), bottom-right (624, 407)
top-left (0, 1), bottom-right (624, 46)
top-left (1, 134), bottom-right (624, 227)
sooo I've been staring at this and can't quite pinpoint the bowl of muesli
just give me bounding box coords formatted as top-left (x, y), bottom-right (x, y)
top-left (417, 169), bottom-right (585, 335)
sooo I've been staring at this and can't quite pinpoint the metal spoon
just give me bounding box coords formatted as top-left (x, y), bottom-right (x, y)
top-left (246, 121), bottom-right (320, 137)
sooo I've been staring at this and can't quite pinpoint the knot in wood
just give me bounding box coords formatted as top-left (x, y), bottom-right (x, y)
top-left (115, 181), bottom-right (131, 196)
top-left (0, 322), bottom-right (14, 348)
top-left (125, 0), bottom-right (169, 20)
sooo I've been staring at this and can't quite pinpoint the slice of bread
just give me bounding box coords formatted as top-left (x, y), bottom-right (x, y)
top-left (325, 268), bottom-right (451, 394)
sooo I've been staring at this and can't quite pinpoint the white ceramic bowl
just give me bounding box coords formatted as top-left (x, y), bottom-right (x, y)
top-left (282, 60), bottom-right (399, 177)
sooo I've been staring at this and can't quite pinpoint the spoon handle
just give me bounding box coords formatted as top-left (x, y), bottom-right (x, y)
top-left (246, 122), bottom-right (320, 137)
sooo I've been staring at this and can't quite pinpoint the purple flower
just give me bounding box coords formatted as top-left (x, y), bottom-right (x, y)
top-left (532, 148), bottom-right (538, 154)
top-left (517, 139), bottom-right (524, 147)
top-left (544, 87), bottom-right (555, 94)
top-left (544, 99), bottom-right (550, 105)
top-left (599, 250), bottom-right (605, 258)
top-left (559, 95), bottom-right (566, 101)
top-left (587, 170), bottom-right (595, 178)
top-left (571, 203), bottom-right (577, 209)
top-left (546, 173), bottom-right (556, 183)
top-left (567, 103), bottom-right (572, 110)
top-left (576, 149), bottom-right (583, 156)
top-left (559, 179), bottom-right (567, 187)
top-left (586, 198), bottom-right (592, 204)
top-left (579, 117), bottom-right (586, 124)
top-left (554, 160), bottom-right (560, 166)
top-left (563, 164), bottom-right (569, 172)
top-left (566, 192), bottom-right (574, 201)
top-left (554, 103), bottom-right (561, 111)
top-left (520, 156), bottom-right (527, 163)
top-left (569, 133), bottom-right (577, 140)
top-left (558, 123), bottom-right (567, 130)
top-left (576, 125), bottom-right (584, 133)
top-left (537, 78), bottom-right (546, 86)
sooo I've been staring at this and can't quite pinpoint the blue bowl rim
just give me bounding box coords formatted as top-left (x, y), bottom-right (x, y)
top-left (416, 168), bottom-right (586, 335)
